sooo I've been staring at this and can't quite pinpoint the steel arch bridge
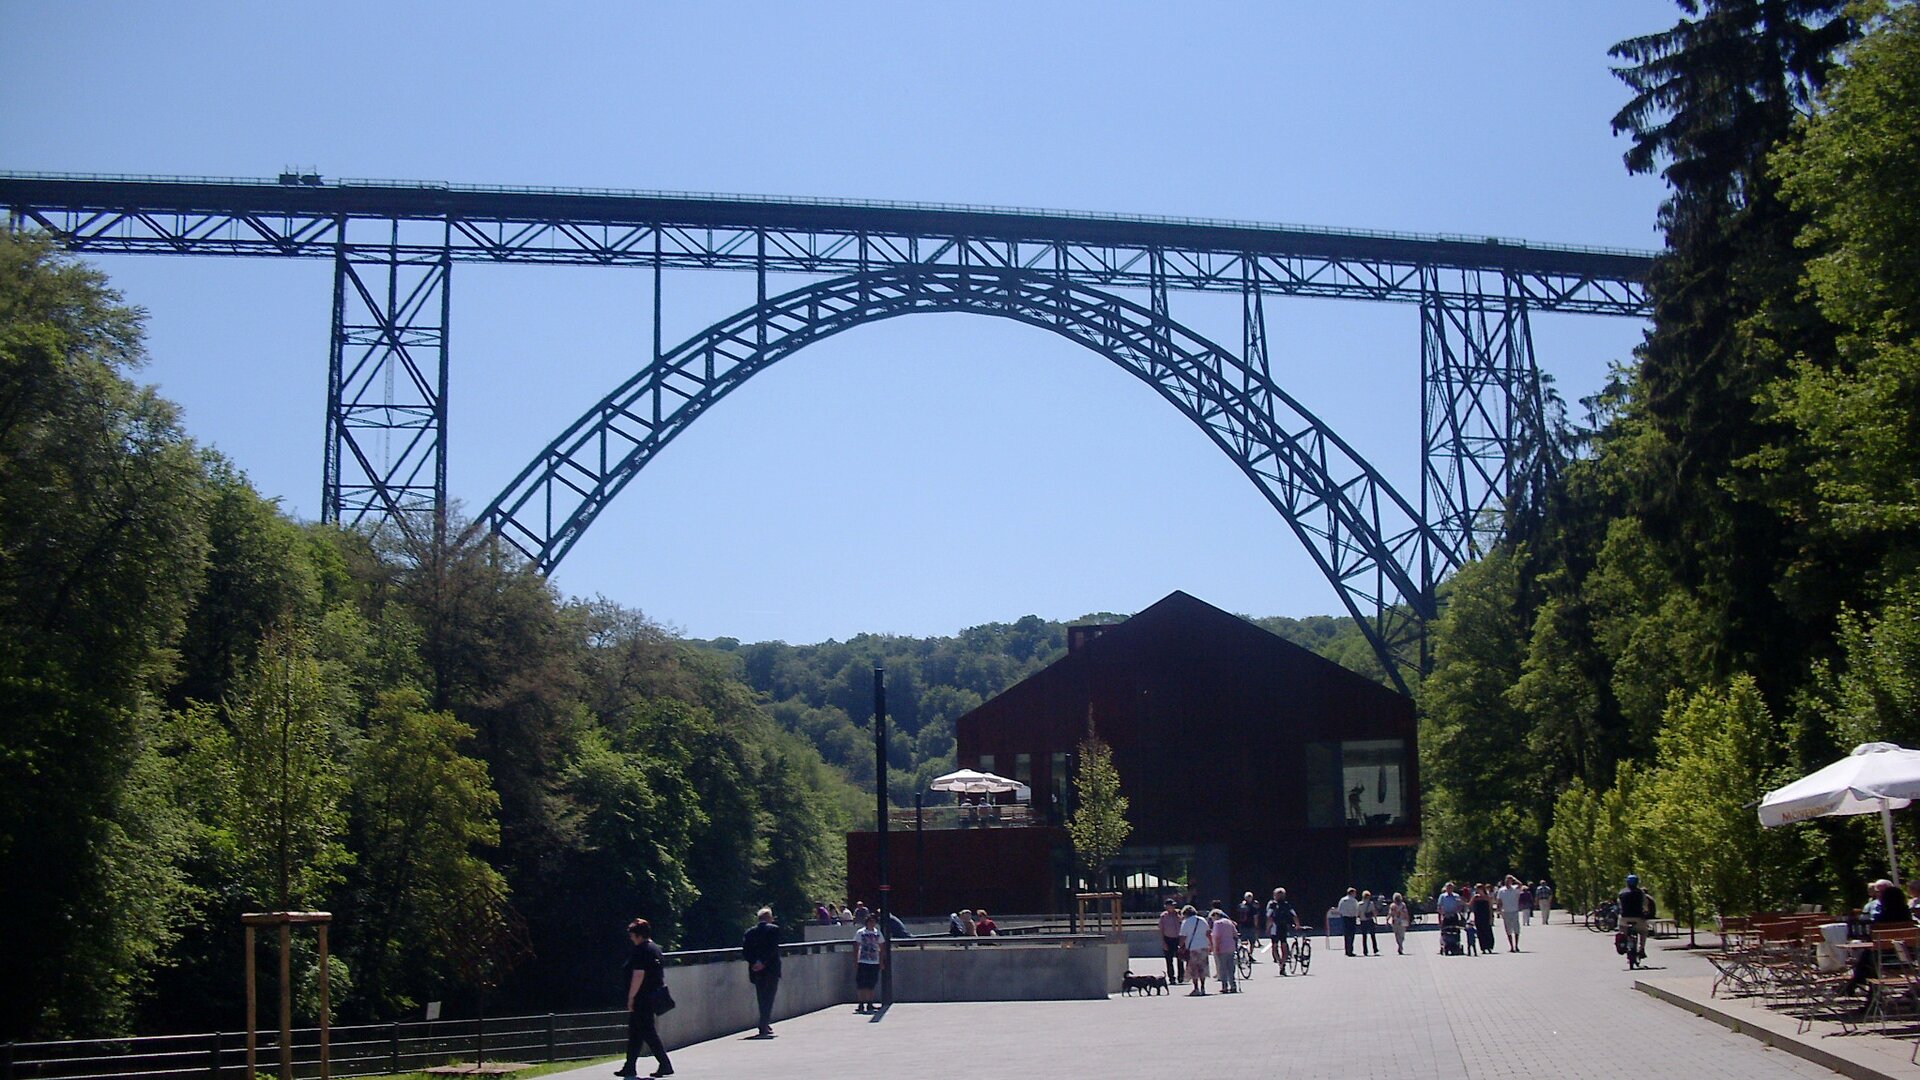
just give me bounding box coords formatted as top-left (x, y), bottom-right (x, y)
top-left (1, 171), bottom-right (1655, 693)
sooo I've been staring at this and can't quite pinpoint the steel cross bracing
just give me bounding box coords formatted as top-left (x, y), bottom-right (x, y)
top-left (2, 172), bottom-right (1657, 690)
top-left (482, 266), bottom-right (1437, 691)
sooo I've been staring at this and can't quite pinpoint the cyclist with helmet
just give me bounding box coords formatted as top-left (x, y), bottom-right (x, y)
top-left (1617, 874), bottom-right (1652, 967)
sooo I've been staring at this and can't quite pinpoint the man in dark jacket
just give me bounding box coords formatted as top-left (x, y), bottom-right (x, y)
top-left (741, 907), bottom-right (783, 1036)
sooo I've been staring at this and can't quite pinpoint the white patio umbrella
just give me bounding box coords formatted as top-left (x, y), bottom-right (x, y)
top-left (929, 769), bottom-right (1031, 801)
top-left (1757, 742), bottom-right (1920, 886)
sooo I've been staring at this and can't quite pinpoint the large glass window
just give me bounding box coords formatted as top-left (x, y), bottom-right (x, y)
top-left (1049, 751), bottom-right (1073, 822)
top-left (1306, 739), bottom-right (1408, 827)
top-left (1013, 752), bottom-right (1032, 788)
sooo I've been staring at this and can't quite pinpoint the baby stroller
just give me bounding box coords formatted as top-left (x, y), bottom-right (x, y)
top-left (1440, 915), bottom-right (1464, 956)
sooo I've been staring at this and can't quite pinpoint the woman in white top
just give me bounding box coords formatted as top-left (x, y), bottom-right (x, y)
top-left (1388, 893), bottom-right (1412, 955)
top-left (1180, 905), bottom-right (1212, 995)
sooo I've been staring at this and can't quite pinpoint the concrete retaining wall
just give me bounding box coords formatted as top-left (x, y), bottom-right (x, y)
top-left (652, 936), bottom-right (1122, 1050)
top-left (655, 947), bottom-right (854, 1051)
top-left (886, 939), bottom-right (1123, 1002)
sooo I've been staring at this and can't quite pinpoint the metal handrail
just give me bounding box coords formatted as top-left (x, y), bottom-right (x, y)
top-left (0, 943), bottom-right (856, 1080)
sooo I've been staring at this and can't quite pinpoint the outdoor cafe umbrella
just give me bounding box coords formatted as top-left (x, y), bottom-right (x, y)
top-left (1757, 741), bottom-right (1920, 886)
top-left (929, 768), bottom-right (1031, 801)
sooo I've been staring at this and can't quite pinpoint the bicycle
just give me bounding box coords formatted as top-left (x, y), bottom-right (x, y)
top-left (1585, 901), bottom-right (1619, 932)
top-left (1235, 937), bottom-right (1255, 982)
top-left (1616, 917), bottom-right (1648, 969)
top-left (1284, 928), bottom-right (1313, 975)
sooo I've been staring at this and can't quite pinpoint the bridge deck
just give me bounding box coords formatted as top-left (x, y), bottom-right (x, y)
top-left (0, 171), bottom-right (1653, 310)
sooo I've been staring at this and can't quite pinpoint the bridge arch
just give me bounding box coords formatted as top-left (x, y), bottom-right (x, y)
top-left (480, 266), bottom-right (1447, 692)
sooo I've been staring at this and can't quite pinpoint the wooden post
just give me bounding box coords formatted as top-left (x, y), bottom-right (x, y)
top-left (245, 926), bottom-right (257, 1080)
top-left (316, 923), bottom-right (329, 1080)
top-left (241, 914), bottom-right (331, 1080)
top-left (278, 922), bottom-right (291, 1080)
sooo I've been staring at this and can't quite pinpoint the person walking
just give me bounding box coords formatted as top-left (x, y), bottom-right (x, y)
top-left (1496, 875), bottom-right (1524, 951)
top-left (1519, 880), bottom-right (1535, 926)
top-left (1470, 884), bottom-right (1496, 956)
top-left (618, 918), bottom-right (673, 1078)
top-left (1536, 880), bottom-right (1554, 924)
top-left (1158, 899), bottom-right (1185, 983)
top-left (1180, 904), bottom-right (1212, 995)
top-left (1436, 881), bottom-right (1465, 955)
top-left (1210, 908), bottom-right (1240, 993)
top-left (853, 913), bottom-right (886, 1013)
top-left (1236, 892), bottom-right (1261, 964)
top-left (1388, 892), bottom-right (1411, 955)
top-left (741, 906), bottom-right (782, 1037)
top-left (1337, 887), bottom-right (1361, 957)
top-left (1358, 891), bottom-right (1380, 955)
top-left (1266, 888), bottom-right (1299, 970)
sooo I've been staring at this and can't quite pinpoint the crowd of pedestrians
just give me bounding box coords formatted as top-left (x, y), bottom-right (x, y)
top-left (1153, 888), bottom-right (1310, 994)
top-left (617, 874), bottom-right (1562, 1074)
top-left (1428, 875), bottom-right (1554, 956)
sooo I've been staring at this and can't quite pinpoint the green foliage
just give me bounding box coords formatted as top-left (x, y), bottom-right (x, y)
top-left (1822, 571), bottom-right (1920, 750)
top-left (1412, 549), bottom-right (1545, 894)
top-left (225, 632), bottom-right (353, 910)
top-left (1546, 780), bottom-right (1607, 913)
top-left (342, 690), bottom-right (504, 1016)
top-left (0, 238), bottom-right (862, 1035)
top-left (1064, 728), bottom-right (1130, 886)
top-left (1763, 2), bottom-right (1920, 598)
top-left (1635, 678), bottom-right (1820, 925)
top-left (0, 233), bottom-right (210, 1038)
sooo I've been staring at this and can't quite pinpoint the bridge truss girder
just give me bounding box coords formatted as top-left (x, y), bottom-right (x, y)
top-left (0, 176), bottom-right (1651, 313)
top-left (481, 266), bottom-right (1446, 695)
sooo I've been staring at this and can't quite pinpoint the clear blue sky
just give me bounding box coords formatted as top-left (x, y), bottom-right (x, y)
top-left (1, 1), bottom-right (1678, 644)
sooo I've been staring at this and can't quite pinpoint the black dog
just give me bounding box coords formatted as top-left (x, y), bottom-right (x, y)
top-left (1121, 973), bottom-right (1169, 996)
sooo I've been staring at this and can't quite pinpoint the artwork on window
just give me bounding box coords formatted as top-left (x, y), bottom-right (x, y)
top-left (1306, 739), bottom-right (1407, 827)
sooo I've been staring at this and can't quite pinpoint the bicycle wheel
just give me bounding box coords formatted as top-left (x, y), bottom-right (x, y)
top-left (1294, 936), bottom-right (1312, 974)
top-left (1236, 946), bottom-right (1253, 981)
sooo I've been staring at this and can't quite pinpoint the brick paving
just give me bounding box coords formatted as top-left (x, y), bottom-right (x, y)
top-left (556, 918), bottom-right (1859, 1079)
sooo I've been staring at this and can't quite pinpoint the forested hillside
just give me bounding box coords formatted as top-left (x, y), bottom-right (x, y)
top-left (1417, 1), bottom-right (1920, 924)
top-left (698, 611), bottom-right (1386, 811)
top-left (0, 231), bottom-right (861, 1039)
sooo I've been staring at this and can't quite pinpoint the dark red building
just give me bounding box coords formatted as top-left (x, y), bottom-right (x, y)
top-left (848, 591), bottom-right (1420, 919)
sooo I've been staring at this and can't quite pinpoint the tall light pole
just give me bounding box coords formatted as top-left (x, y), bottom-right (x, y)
top-left (873, 666), bottom-right (893, 1006)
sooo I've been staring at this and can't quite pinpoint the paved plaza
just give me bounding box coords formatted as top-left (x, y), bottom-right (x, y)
top-left (562, 918), bottom-right (1918, 1080)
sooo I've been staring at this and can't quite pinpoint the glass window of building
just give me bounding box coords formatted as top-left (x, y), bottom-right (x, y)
top-left (1013, 752), bottom-right (1032, 788)
top-left (977, 753), bottom-right (996, 776)
top-left (1305, 739), bottom-right (1408, 827)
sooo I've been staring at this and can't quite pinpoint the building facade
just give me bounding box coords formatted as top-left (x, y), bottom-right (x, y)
top-left (848, 591), bottom-right (1419, 918)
